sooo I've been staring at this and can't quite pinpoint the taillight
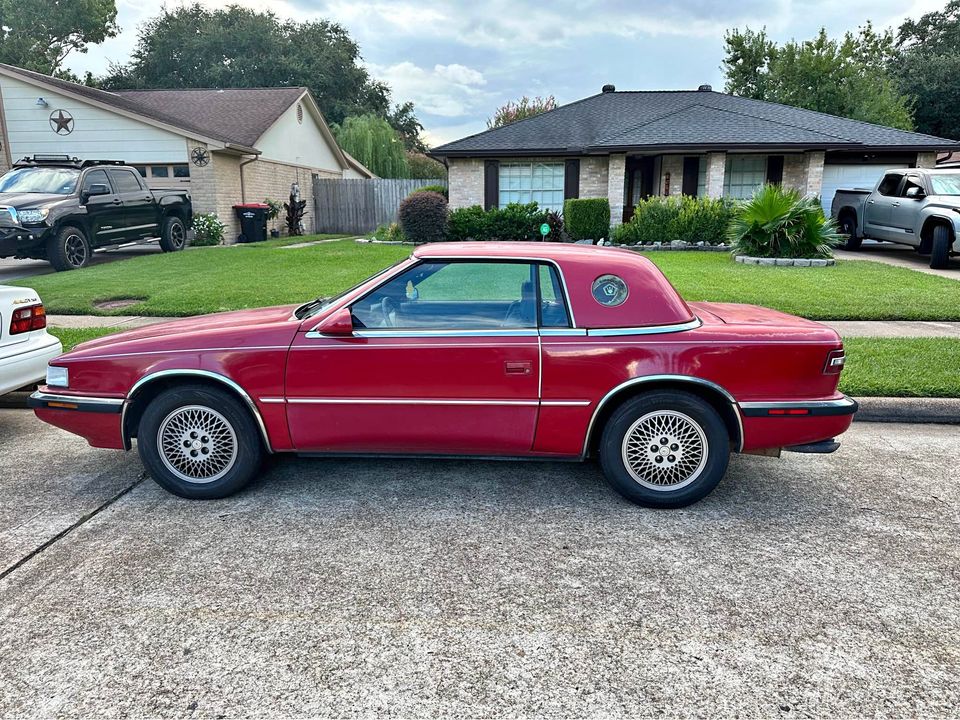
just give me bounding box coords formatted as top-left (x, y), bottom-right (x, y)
top-left (10, 304), bottom-right (47, 335)
top-left (824, 348), bottom-right (845, 375)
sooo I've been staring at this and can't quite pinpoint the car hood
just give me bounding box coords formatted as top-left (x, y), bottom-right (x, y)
top-left (67, 305), bottom-right (302, 356)
top-left (0, 192), bottom-right (68, 209)
top-left (927, 194), bottom-right (960, 207)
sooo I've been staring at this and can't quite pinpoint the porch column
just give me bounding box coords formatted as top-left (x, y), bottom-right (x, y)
top-left (916, 152), bottom-right (937, 168)
top-left (802, 150), bottom-right (825, 197)
top-left (607, 153), bottom-right (627, 228)
top-left (704, 152), bottom-right (726, 198)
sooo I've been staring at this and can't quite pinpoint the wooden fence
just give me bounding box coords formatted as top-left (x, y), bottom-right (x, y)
top-left (312, 178), bottom-right (447, 235)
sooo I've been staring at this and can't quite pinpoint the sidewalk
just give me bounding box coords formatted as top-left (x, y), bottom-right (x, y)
top-left (47, 314), bottom-right (960, 338)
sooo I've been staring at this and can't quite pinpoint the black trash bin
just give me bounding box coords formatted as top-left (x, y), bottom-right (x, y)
top-left (233, 203), bottom-right (269, 243)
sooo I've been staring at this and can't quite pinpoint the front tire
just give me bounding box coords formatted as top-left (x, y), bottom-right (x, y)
top-left (839, 214), bottom-right (862, 251)
top-left (930, 224), bottom-right (952, 270)
top-left (137, 384), bottom-right (264, 499)
top-left (599, 391), bottom-right (730, 508)
top-left (159, 215), bottom-right (186, 252)
top-left (47, 225), bottom-right (91, 271)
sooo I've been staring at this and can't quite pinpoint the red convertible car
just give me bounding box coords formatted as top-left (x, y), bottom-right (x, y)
top-left (30, 242), bottom-right (856, 507)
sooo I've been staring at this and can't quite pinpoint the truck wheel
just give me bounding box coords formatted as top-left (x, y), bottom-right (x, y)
top-left (930, 224), bottom-right (952, 270)
top-left (839, 214), bottom-right (861, 250)
top-left (137, 384), bottom-right (264, 499)
top-left (599, 391), bottom-right (730, 508)
top-left (46, 225), bottom-right (91, 271)
top-left (159, 216), bottom-right (186, 252)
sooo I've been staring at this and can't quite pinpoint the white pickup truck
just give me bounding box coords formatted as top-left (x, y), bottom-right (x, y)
top-left (831, 168), bottom-right (960, 269)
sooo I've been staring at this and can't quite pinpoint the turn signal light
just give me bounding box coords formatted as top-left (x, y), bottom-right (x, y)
top-left (10, 304), bottom-right (47, 335)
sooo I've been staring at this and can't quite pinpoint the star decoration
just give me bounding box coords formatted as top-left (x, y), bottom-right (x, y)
top-left (49, 110), bottom-right (74, 135)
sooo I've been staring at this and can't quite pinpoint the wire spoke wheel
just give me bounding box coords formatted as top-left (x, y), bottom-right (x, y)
top-left (621, 410), bottom-right (709, 491)
top-left (64, 234), bottom-right (88, 267)
top-left (157, 405), bottom-right (238, 484)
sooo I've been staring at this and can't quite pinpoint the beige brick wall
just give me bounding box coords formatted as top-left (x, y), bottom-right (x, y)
top-left (607, 153), bottom-right (627, 226)
top-left (241, 158), bottom-right (339, 236)
top-left (803, 150), bottom-right (825, 197)
top-left (781, 154), bottom-right (805, 192)
top-left (448, 158), bottom-right (485, 209)
top-left (579, 156), bottom-right (608, 198)
top-left (704, 152), bottom-right (726, 198)
top-left (916, 152), bottom-right (938, 168)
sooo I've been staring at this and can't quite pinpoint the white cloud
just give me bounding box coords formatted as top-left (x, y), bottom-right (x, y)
top-left (368, 61), bottom-right (491, 118)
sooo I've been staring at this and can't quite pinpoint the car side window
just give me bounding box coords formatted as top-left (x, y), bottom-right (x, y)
top-left (877, 173), bottom-right (903, 196)
top-left (351, 261), bottom-right (537, 330)
top-left (108, 168), bottom-right (144, 194)
top-left (900, 176), bottom-right (924, 197)
top-left (538, 264), bottom-right (571, 328)
top-left (81, 169), bottom-right (111, 193)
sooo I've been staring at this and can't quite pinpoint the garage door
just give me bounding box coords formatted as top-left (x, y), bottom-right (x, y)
top-left (820, 163), bottom-right (901, 214)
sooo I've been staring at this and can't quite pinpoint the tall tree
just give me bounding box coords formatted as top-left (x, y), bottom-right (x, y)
top-left (0, 0), bottom-right (119, 75)
top-left (333, 115), bottom-right (409, 179)
top-left (99, 3), bottom-right (419, 135)
top-left (487, 96), bottom-right (557, 129)
top-left (895, 1), bottom-right (960, 139)
top-left (722, 24), bottom-right (913, 130)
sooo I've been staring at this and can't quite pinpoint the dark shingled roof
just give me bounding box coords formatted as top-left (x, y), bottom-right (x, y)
top-left (0, 64), bottom-right (304, 151)
top-left (433, 89), bottom-right (960, 156)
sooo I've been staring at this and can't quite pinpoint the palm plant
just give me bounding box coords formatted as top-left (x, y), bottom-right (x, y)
top-left (727, 184), bottom-right (840, 259)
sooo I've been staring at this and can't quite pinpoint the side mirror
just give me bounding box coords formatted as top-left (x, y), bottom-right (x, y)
top-left (905, 186), bottom-right (925, 199)
top-left (82, 183), bottom-right (111, 201)
top-left (315, 307), bottom-right (354, 336)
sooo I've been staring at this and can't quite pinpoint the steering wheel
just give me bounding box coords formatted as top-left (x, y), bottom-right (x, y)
top-left (380, 297), bottom-right (398, 327)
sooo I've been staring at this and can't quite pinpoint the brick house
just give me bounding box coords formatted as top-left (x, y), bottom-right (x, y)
top-left (431, 84), bottom-right (960, 224)
top-left (0, 63), bottom-right (373, 239)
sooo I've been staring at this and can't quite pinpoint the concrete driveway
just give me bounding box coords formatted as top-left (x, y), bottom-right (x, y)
top-left (0, 242), bottom-right (161, 284)
top-left (835, 240), bottom-right (960, 278)
top-left (0, 409), bottom-right (957, 717)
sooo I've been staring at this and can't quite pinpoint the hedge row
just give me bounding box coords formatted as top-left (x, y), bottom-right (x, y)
top-left (612, 196), bottom-right (735, 245)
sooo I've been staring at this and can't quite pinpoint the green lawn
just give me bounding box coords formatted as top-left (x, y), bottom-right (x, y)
top-left (27, 239), bottom-right (960, 320)
top-left (49, 325), bottom-right (960, 399)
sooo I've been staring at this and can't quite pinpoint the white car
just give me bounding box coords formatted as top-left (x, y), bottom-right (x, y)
top-left (0, 284), bottom-right (61, 395)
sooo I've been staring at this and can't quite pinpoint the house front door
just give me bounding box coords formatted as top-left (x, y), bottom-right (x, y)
top-left (624, 157), bottom-right (656, 222)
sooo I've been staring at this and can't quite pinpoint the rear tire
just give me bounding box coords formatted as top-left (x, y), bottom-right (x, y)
top-left (46, 225), bottom-right (91, 271)
top-left (839, 214), bottom-right (862, 250)
top-left (599, 391), bottom-right (730, 508)
top-left (930, 224), bottom-right (951, 270)
top-left (137, 384), bottom-right (264, 499)
top-left (159, 215), bottom-right (186, 252)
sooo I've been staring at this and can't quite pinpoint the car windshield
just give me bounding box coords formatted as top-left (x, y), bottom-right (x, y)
top-left (0, 167), bottom-right (80, 195)
top-left (929, 174), bottom-right (960, 196)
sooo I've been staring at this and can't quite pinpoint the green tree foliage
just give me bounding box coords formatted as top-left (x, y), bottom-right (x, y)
top-left (722, 24), bottom-right (913, 130)
top-left (895, 1), bottom-right (960, 139)
top-left (0, 0), bottom-right (118, 75)
top-left (334, 115), bottom-right (409, 179)
top-left (99, 2), bottom-right (420, 138)
top-left (487, 95), bottom-right (557, 129)
top-left (406, 152), bottom-right (446, 180)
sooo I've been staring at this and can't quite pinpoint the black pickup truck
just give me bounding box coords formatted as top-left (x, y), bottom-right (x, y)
top-left (0, 156), bottom-right (192, 271)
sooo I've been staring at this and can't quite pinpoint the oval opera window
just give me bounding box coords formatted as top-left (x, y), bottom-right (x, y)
top-left (592, 274), bottom-right (629, 307)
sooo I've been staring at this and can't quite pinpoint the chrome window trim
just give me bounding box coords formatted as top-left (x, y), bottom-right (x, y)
top-left (30, 391), bottom-right (124, 407)
top-left (586, 318), bottom-right (702, 337)
top-left (580, 374), bottom-right (741, 457)
top-left (539, 328), bottom-right (588, 337)
top-left (739, 397), bottom-right (857, 410)
top-left (336, 328), bottom-right (539, 339)
top-left (123, 369), bottom-right (274, 453)
top-left (308, 255), bottom-right (578, 335)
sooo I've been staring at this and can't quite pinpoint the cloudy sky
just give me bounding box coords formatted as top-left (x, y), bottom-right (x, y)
top-left (63, 0), bottom-right (943, 147)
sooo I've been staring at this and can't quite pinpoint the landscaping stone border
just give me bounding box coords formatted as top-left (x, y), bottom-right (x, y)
top-left (612, 242), bottom-right (730, 253)
top-left (734, 255), bottom-right (835, 267)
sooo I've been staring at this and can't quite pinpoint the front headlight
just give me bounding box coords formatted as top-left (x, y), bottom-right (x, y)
top-left (46, 365), bottom-right (69, 388)
top-left (17, 208), bottom-right (49, 224)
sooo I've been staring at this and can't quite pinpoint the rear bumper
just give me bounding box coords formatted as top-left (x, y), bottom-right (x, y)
top-left (737, 395), bottom-right (857, 453)
top-left (0, 337), bottom-right (62, 395)
top-left (738, 396), bottom-right (859, 418)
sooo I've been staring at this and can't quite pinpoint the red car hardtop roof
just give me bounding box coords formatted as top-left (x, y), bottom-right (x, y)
top-left (412, 242), bottom-right (694, 328)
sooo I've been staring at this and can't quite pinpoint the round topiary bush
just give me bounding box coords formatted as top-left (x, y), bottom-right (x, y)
top-left (399, 191), bottom-right (448, 244)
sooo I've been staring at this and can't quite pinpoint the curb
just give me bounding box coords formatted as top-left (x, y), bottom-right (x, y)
top-left (3, 391), bottom-right (959, 424)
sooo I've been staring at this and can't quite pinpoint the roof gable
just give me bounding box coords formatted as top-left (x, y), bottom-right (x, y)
top-left (433, 90), bottom-right (960, 156)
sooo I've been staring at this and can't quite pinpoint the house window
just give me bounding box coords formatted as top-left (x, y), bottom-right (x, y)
top-left (724, 155), bottom-right (767, 199)
top-left (697, 161), bottom-right (706, 197)
top-left (498, 162), bottom-right (565, 211)
top-left (132, 165), bottom-right (147, 178)
top-left (150, 166), bottom-right (169, 178)
top-left (172, 164), bottom-right (190, 178)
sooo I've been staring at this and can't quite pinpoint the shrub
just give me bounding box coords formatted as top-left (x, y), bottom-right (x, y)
top-left (410, 184), bottom-right (448, 199)
top-left (563, 198), bottom-right (610, 241)
top-left (447, 202), bottom-right (550, 241)
top-left (728, 184), bottom-right (840, 259)
top-left (398, 190), bottom-right (448, 243)
top-left (613, 195), bottom-right (734, 245)
top-left (674, 196), bottom-right (734, 243)
top-left (372, 222), bottom-right (406, 242)
top-left (191, 213), bottom-right (226, 246)
top-left (448, 205), bottom-right (488, 241)
top-left (544, 210), bottom-right (564, 240)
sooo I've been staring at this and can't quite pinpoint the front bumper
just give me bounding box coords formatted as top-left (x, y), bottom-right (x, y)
top-left (29, 389), bottom-right (125, 449)
top-left (28, 390), bottom-right (124, 414)
top-left (0, 224), bottom-right (51, 257)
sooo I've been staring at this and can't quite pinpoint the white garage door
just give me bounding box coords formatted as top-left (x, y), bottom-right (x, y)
top-left (820, 163), bottom-right (902, 214)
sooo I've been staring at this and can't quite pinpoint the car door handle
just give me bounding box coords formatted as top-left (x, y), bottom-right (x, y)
top-left (867, 200), bottom-right (875, 204)
top-left (891, 201), bottom-right (900, 207)
top-left (504, 361), bottom-right (532, 375)
top-left (112, 198), bottom-right (122, 205)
